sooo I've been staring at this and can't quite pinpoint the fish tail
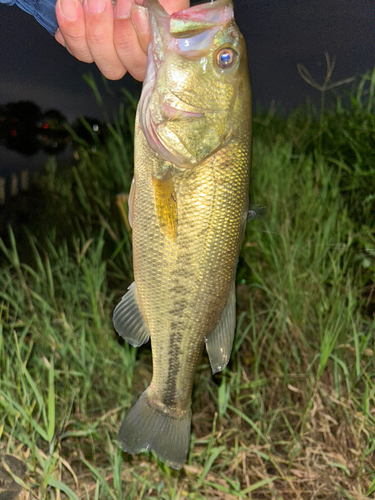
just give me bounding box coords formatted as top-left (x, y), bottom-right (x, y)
top-left (117, 388), bottom-right (191, 470)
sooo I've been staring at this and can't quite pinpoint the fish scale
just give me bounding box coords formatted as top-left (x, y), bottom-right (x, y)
top-left (113, 0), bottom-right (251, 469)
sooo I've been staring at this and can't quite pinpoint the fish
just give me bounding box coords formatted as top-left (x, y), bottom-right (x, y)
top-left (113, 0), bottom-right (251, 470)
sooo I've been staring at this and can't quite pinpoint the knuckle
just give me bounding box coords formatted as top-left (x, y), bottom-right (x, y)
top-left (64, 41), bottom-right (93, 62)
top-left (128, 56), bottom-right (147, 78)
top-left (63, 28), bottom-right (87, 45)
top-left (86, 26), bottom-right (109, 46)
top-left (113, 31), bottom-right (133, 53)
top-left (124, 57), bottom-right (146, 81)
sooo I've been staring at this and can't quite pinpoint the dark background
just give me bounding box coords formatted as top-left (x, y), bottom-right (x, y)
top-left (0, 0), bottom-right (374, 174)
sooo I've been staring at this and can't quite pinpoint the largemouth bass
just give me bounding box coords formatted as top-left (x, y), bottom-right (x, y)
top-left (113, 0), bottom-right (251, 470)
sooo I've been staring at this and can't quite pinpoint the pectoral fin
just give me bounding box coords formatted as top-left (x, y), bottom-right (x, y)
top-left (113, 282), bottom-right (150, 347)
top-left (152, 169), bottom-right (177, 241)
top-left (128, 177), bottom-right (135, 228)
top-left (205, 282), bottom-right (236, 374)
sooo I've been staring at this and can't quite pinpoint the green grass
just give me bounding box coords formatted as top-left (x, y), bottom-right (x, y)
top-left (0, 73), bottom-right (374, 499)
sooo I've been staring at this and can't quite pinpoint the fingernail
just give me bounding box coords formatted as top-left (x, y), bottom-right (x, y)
top-left (131, 5), bottom-right (148, 34)
top-left (115, 0), bottom-right (131, 19)
top-left (87, 0), bottom-right (106, 14)
top-left (59, 0), bottom-right (77, 21)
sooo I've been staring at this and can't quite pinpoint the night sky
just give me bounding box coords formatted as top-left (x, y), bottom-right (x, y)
top-left (0, 0), bottom-right (374, 174)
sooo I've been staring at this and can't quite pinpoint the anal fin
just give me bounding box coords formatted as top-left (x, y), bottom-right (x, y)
top-left (113, 282), bottom-right (150, 347)
top-left (205, 282), bottom-right (236, 374)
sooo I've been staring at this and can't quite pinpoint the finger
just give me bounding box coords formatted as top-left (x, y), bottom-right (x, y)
top-left (55, 0), bottom-right (94, 63)
top-left (83, 0), bottom-right (127, 80)
top-left (113, 0), bottom-right (148, 81)
top-left (133, 0), bottom-right (189, 12)
top-left (130, 0), bottom-right (190, 55)
top-left (55, 29), bottom-right (74, 55)
top-left (54, 28), bottom-right (65, 46)
top-left (130, 6), bottom-right (150, 55)
top-left (159, 0), bottom-right (189, 14)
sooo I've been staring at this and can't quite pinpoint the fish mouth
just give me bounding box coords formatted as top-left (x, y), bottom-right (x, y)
top-left (146, 0), bottom-right (233, 28)
top-left (169, 0), bottom-right (233, 38)
top-left (145, 0), bottom-right (233, 48)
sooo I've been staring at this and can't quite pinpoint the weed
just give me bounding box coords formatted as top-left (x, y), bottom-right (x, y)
top-left (0, 72), bottom-right (374, 499)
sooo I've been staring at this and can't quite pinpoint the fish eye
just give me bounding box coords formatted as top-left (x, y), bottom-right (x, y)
top-left (216, 48), bottom-right (237, 70)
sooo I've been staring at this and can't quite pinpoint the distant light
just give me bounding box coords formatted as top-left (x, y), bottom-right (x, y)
top-left (93, 124), bottom-right (99, 132)
top-left (10, 129), bottom-right (17, 137)
top-left (43, 123), bottom-right (49, 129)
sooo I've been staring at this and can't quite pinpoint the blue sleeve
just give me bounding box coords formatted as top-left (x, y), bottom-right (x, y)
top-left (0, 0), bottom-right (58, 35)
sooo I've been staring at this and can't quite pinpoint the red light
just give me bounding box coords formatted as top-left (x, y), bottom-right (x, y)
top-left (43, 123), bottom-right (49, 129)
top-left (11, 129), bottom-right (17, 137)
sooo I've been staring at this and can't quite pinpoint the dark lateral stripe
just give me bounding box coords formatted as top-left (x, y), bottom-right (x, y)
top-left (161, 320), bottom-right (183, 407)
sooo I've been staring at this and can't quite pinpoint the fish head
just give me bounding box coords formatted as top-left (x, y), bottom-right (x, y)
top-left (139, 0), bottom-right (250, 168)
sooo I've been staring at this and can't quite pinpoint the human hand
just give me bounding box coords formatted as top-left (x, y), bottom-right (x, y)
top-left (55, 0), bottom-right (189, 81)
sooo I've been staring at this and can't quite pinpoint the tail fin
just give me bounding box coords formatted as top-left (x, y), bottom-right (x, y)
top-left (117, 388), bottom-right (191, 470)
